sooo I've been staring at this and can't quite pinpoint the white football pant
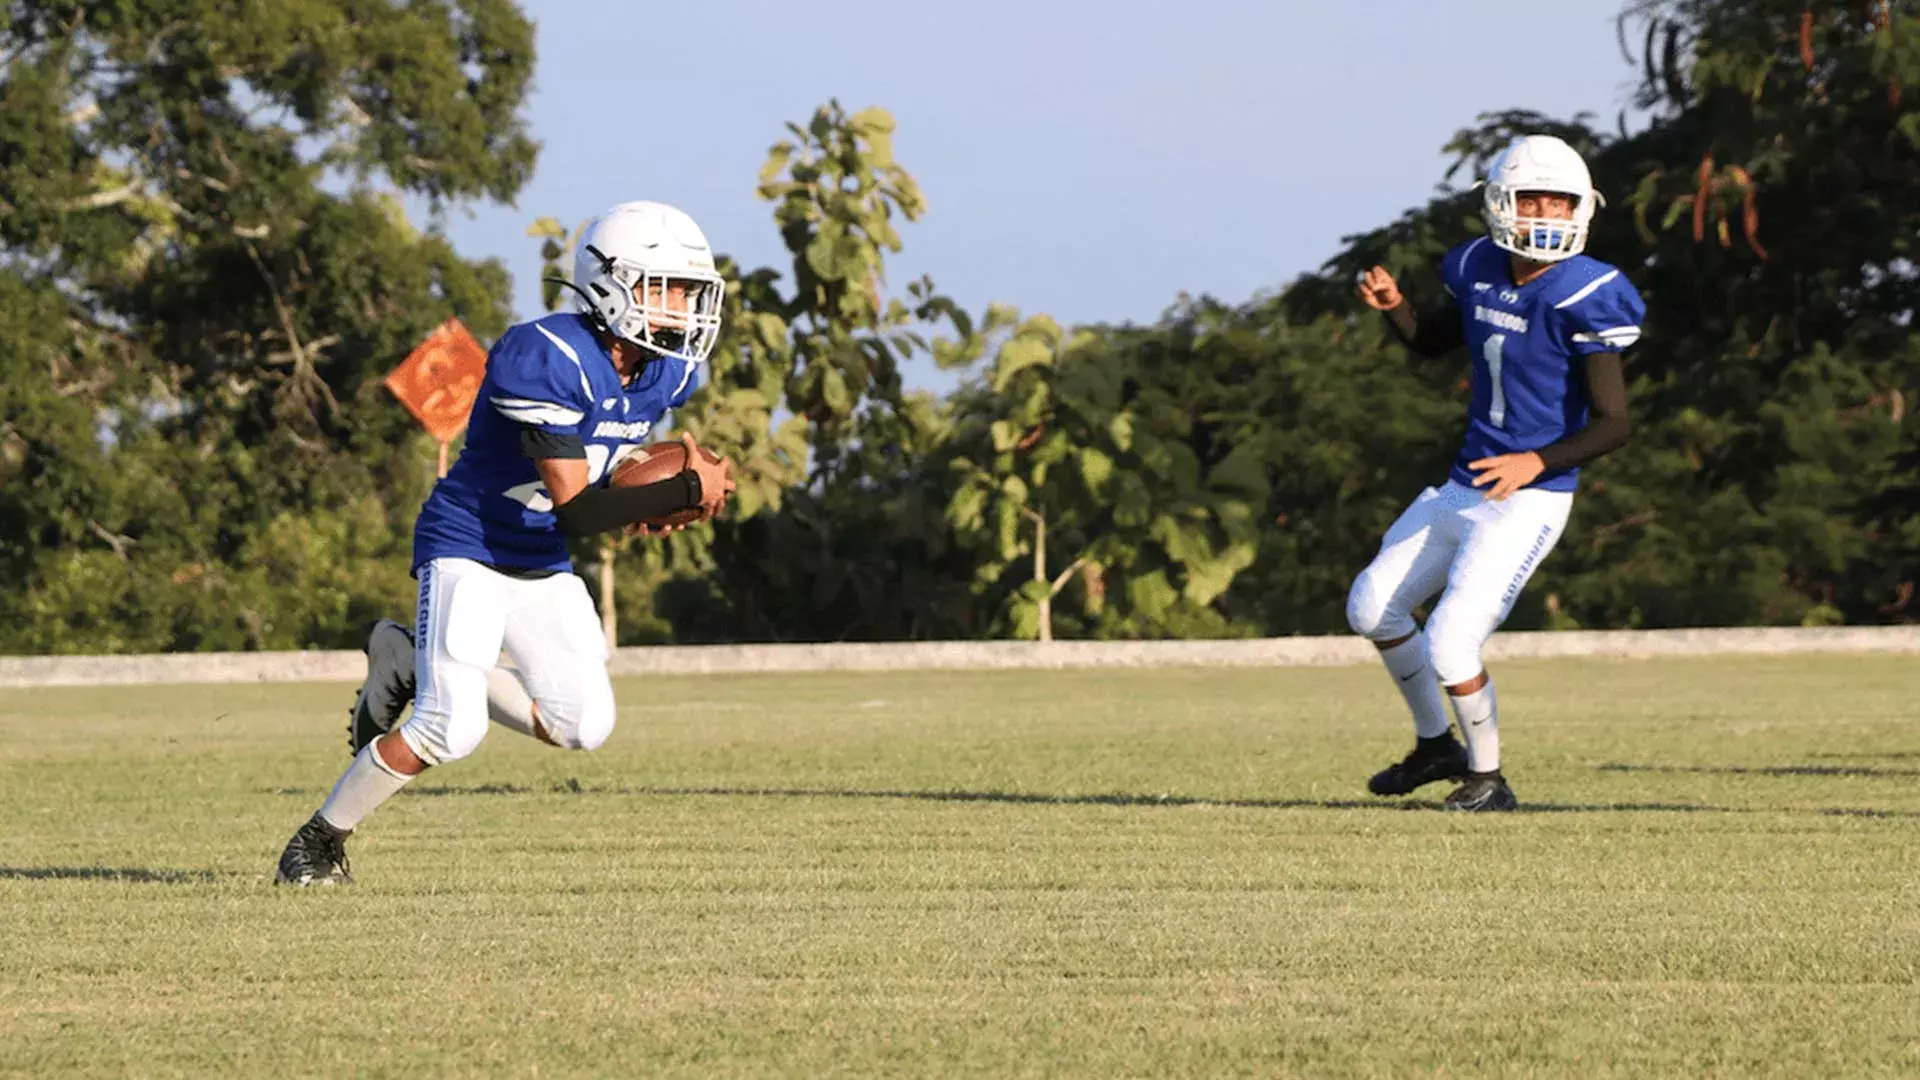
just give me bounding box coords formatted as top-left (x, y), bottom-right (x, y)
top-left (1346, 481), bottom-right (1572, 686)
top-left (399, 557), bottom-right (615, 765)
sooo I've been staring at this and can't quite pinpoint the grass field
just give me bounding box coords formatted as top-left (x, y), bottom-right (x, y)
top-left (3, 655), bottom-right (1918, 1078)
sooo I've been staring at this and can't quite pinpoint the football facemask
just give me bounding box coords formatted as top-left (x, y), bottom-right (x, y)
top-left (566, 201), bottom-right (726, 366)
top-left (582, 246), bottom-right (724, 365)
top-left (1480, 135), bottom-right (1601, 263)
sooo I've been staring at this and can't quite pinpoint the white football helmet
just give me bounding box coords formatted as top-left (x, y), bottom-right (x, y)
top-left (570, 201), bottom-right (724, 365)
top-left (1481, 135), bottom-right (1602, 263)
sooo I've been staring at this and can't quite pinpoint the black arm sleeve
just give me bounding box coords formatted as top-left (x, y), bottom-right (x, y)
top-left (1535, 352), bottom-right (1633, 471)
top-left (521, 427), bottom-right (586, 460)
top-left (514, 419), bottom-right (701, 536)
top-left (550, 472), bottom-right (705, 537)
top-left (1381, 298), bottom-right (1466, 358)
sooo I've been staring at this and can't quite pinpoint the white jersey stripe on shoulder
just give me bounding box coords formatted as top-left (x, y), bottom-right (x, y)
top-left (492, 397), bottom-right (584, 427)
top-left (1553, 268), bottom-right (1620, 310)
top-left (496, 406), bottom-right (584, 427)
top-left (1452, 237), bottom-right (1488, 283)
top-left (534, 322), bottom-right (595, 400)
top-left (671, 358), bottom-right (696, 401)
top-left (495, 406), bottom-right (585, 427)
top-left (534, 322), bottom-right (580, 362)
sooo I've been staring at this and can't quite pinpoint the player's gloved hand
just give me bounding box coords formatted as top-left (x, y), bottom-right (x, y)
top-left (1356, 266), bottom-right (1404, 311)
top-left (1468, 451), bottom-right (1546, 501)
top-left (680, 432), bottom-right (736, 517)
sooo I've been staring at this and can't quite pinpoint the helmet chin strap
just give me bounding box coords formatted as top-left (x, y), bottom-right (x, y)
top-left (545, 276), bottom-right (613, 331)
top-left (549, 243), bottom-right (625, 336)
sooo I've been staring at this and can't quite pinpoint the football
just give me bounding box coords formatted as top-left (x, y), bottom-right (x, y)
top-left (610, 441), bottom-right (719, 530)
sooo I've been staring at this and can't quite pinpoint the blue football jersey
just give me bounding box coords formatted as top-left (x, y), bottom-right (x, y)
top-left (1438, 237), bottom-right (1646, 493)
top-left (411, 312), bottom-right (703, 573)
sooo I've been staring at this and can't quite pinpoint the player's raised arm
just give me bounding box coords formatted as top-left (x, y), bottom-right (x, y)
top-left (1357, 265), bottom-right (1465, 358)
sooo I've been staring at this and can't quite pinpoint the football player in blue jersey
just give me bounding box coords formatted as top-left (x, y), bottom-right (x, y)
top-left (1348, 135), bottom-right (1644, 812)
top-left (275, 201), bottom-right (737, 885)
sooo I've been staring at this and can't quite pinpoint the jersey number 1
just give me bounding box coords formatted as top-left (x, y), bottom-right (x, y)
top-left (1482, 334), bottom-right (1508, 429)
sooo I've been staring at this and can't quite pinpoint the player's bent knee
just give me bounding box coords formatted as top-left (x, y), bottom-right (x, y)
top-left (1424, 615), bottom-right (1486, 687)
top-left (1345, 578), bottom-right (1383, 637)
top-left (1346, 575), bottom-right (1413, 642)
top-left (399, 707), bottom-right (488, 765)
top-left (544, 719), bottom-right (612, 752)
top-left (534, 699), bottom-right (615, 752)
top-left (1429, 646), bottom-right (1483, 688)
top-left (571, 711), bottom-right (614, 752)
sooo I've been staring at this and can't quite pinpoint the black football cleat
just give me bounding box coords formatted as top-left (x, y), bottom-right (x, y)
top-left (274, 813), bottom-right (354, 887)
top-left (1444, 771), bottom-right (1519, 812)
top-left (348, 619), bottom-right (417, 755)
top-left (1368, 733), bottom-right (1470, 796)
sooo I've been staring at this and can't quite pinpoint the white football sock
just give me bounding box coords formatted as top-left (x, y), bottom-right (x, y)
top-left (317, 741), bottom-right (413, 832)
top-left (1377, 632), bottom-right (1452, 739)
top-left (1450, 682), bottom-right (1500, 773)
top-left (486, 667), bottom-right (541, 740)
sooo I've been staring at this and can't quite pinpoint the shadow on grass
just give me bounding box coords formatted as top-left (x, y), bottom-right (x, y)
top-left (1598, 762), bottom-right (1920, 779)
top-left (393, 781), bottom-right (1728, 816)
top-left (269, 782), bottom-right (557, 798)
top-left (623, 785), bottom-right (1408, 812)
top-left (264, 781), bottom-right (1920, 819)
top-left (362, 782), bottom-right (1408, 811)
top-left (405, 782), bottom-right (540, 797)
top-left (644, 786), bottom-right (1785, 817)
top-left (0, 866), bottom-right (217, 884)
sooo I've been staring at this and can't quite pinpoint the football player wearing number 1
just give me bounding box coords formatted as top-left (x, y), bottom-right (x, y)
top-left (274, 201), bottom-right (738, 885)
top-left (1348, 135), bottom-right (1645, 812)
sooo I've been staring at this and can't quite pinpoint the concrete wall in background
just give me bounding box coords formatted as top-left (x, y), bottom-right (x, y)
top-left (2, 627), bottom-right (1913, 689)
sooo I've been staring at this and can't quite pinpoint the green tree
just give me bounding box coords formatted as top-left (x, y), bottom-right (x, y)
top-left (0, 0), bottom-right (537, 651)
top-left (1597, 0), bottom-right (1920, 626)
top-left (621, 100), bottom-right (976, 644)
top-left (943, 309), bottom-right (1272, 641)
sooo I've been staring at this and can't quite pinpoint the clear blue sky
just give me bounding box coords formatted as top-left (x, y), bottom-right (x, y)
top-left (419, 0), bottom-right (1645, 391)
